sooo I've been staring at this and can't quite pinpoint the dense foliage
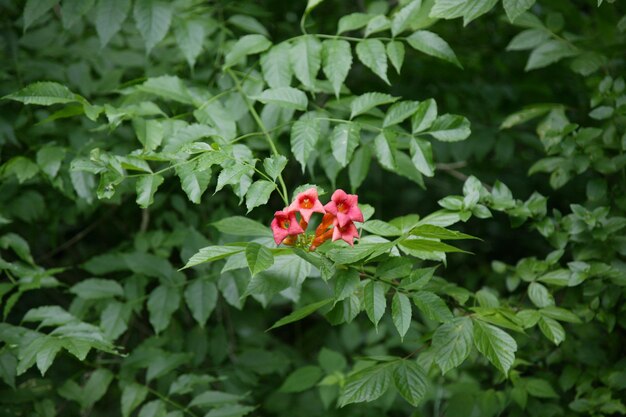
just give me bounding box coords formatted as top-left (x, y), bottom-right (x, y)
top-left (1, 0), bottom-right (626, 416)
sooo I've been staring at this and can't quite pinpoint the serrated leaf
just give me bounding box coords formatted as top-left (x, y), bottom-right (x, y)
top-left (176, 162), bottom-right (211, 204)
top-left (364, 281), bottom-right (386, 328)
top-left (339, 363), bottom-right (392, 406)
top-left (473, 319), bottom-right (517, 375)
top-left (392, 360), bottom-right (428, 406)
top-left (331, 123), bottom-right (361, 167)
top-left (432, 317), bottom-right (473, 374)
top-left (290, 35), bottom-right (322, 89)
top-left (338, 13), bottom-right (373, 34)
top-left (409, 137), bottom-right (434, 177)
top-left (132, 118), bottom-right (163, 151)
top-left (36, 146), bottom-right (66, 178)
top-left (184, 279), bottom-right (218, 327)
top-left (147, 285), bottom-right (181, 334)
top-left (70, 278), bottom-right (124, 300)
top-left (224, 34), bottom-right (272, 68)
top-left (362, 220), bottom-right (401, 236)
top-left (183, 245), bottom-right (245, 269)
top-left (23, 0), bottom-right (58, 31)
top-left (215, 163), bottom-right (250, 193)
top-left (429, 0), bottom-right (498, 26)
top-left (334, 269), bottom-right (360, 301)
top-left (383, 101), bottom-right (419, 127)
top-left (3, 81), bottom-right (78, 106)
top-left (261, 43), bottom-right (292, 88)
top-left (503, 0), bottom-right (536, 22)
top-left (411, 224), bottom-right (477, 240)
top-left (279, 366), bottom-right (323, 393)
top-left (136, 174), bottom-right (164, 209)
top-left (122, 383), bottom-right (149, 417)
top-left (100, 301), bottom-right (129, 340)
top-left (212, 216), bottom-right (271, 237)
top-left (538, 316), bottom-right (565, 345)
top-left (245, 243), bottom-right (274, 276)
top-left (364, 15), bottom-right (390, 37)
top-left (263, 155), bottom-right (287, 181)
top-left (322, 39), bottom-right (352, 98)
top-left (139, 75), bottom-right (193, 104)
top-left (374, 132), bottom-right (398, 171)
top-left (356, 39), bottom-right (390, 84)
top-left (413, 290), bottom-right (453, 322)
top-left (95, 0), bottom-right (131, 47)
top-left (525, 40), bottom-right (579, 71)
top-left (291, 114), bottom-right (320, 171)
top-left (253, 87), bottom-right (308, 110)
top-left (133, 0), bottom-right (172, 53)
top-left (391, 0), bottom-right (423, 36)
top-left (245, 180), bottom-right (275, 213)
top-left (228, 14), bottom-right (269, 36)
top-left (386, 41), bottom-right (405, 74)
top-left (427, 114), bottom-right (471, 141)
top-left (392, 293), bottom-right (412, 339)
top-left (400, 238), bottom-right (466, 253)
top-left (351, 92), bottom-right (398, 119)
top-left (268, 298), bottom-right (333, 330)
top-left (406, 30), bottom-right (462, 67)
top-left (528, 282), bottom-right (554, 308)
top-left (175, 19), bottom-right (205, 68)
top-left (411, 99), bottom-right (438, 133)
top-left (61, 0), bottom-right (96, 29)
top-left (506, 28), bottom-right (551, 51)
top-left (348, 146), bottom-right (371, 192)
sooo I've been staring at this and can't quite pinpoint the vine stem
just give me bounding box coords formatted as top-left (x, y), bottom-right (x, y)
top-left (225, 67), bottom-right (290, 206)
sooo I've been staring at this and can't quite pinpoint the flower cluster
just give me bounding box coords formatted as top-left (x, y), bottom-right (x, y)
top-left (270, 188), bottom-right (364, 249)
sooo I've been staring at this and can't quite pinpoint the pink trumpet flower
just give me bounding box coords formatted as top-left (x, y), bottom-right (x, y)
top-left (324, 189), bottom-right (364, 227)
top-left (332, 219), bottom-right (359, 246)
top-left (288, 187), bottom-right (326, 222)
top-left (271, 210), bottom-right (304, 245)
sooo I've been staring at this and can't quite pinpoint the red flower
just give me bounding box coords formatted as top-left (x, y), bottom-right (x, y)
top-left (331, 219), bottom-right (359, 246)
top-left (270, 210), bottom-right (304, 245)
top-left (324, 189), bottom-right (364, 227)
top-left (288, 187), bottom-right (326, 223)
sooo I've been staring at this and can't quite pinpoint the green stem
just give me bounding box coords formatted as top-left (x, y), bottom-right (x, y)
top-left (226, 68), bottom-right (290, 206)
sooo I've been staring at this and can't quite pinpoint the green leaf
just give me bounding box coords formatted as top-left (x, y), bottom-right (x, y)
top-left (290, 35), bottom-right (322, 89)
top-left (291, 114), bottom-right (320, 171)
top-left (331, 123), bottom-right (361, 167)
top-left (318, 348), bottom-right (347, 373)
top-left (204, 405), bottom-right (254, 417)
top-left (525, 378), bottom-right (559, 398)
top-left (364, 281), bottom-right (387, 328)
top-left (122, 383), bottom-right (149, 417)
top-left (245, 180), bottom-right (275, 213)
top-left (338, 13), bottom-right (373, 34)
top-left (183, 245), bottom-right (246, 269)
top-left (427, 114), bottom-right (471, 141)
top-left (406, 30), bottom-right (462, 67)
top-left (3, 82), bottom-right (78, 106)
top-left (411, 224), bottom-right (477, 240)
top-left (362, 220), bottom-right (401, 236)
top-left (23, 0), bottom-right (58, 31)
top-left (95, 0), bottom-right (131, 47)
top-left (527, 282), bottom-right (554, 308)
top-left (506, 28), bottom-right (551, 51)
top-left (268, 298), bottom-right (333, 330)
top-left (411, 99), bottom-right (438, 133)
top-left (279, 366), bottom-right (323, 393)
top-left (36, 338), bottom-right (63, 376)
top-left (100, 301), bottom-right (130, 340)
top-left (500, 104), bottom-right (556, 129)
top-left (374, 132), bottom-right (397, 171)
top-left (176, 162), bottom-right (211, 205)
top-left (392, 0), bottom-right (423, 36)
top-left (224, 34), bottom-right (272, 67)
top-left (253, 87), bottom-right (308, 111)
top-left (184, 279), bottom-right (218, 327)
top-left (70, 278), bottom-right (124, 300)
top-left (383, 101), bottom-right (419, 127)
top-left (189, 391), bottom-right (241, 407)
top-left (539, 306), bottom-right (581, 323)
top-left (525, 40), bottom-right (579, 71)
top-left (215, 163), bottom-right (250, 193)
top-left (212, 216), bottom-right (271, 237)
top-left (174, 19), bottom-right (205, 68)
top-left (351, 92), bottom-right (398, 119)
top-left (0, 352), bottom-right (17, 389)
top-left (263, 155), bottom-right (287, 181)
top-left (392, 293), bottom-right (412, 339)
top-left (503, 0), bottom-right (536, 23)
top-left (136, 174), bottom-right (164, 209)
top-left (348, 146), bottom-right (372, 192)
top-left (132, 118), bottom-right (163, 151)
top-left (322, 39), bottom-right (352, 98)
top-left (245, 243), bottom-right (274, 276)
top-left (356, 39), bottom-right (390, 84)
top-left (306, 0), bottom-right (325, 13)
top-left (339, 363), bottom-right (392, 406)
top-left (392, 360), bottom-right (428, 406)
top-left (538, 316), bottom-right (565, 345)
top-left (133, 0), bottom-right (172, 53)
top-left (137, 400), bottom-right (166, 417)
top-left (326, 242), bottom-right (391, 264)
top-left (386, 41), bottom-right (405, 74)
top-left (432, 317), bottom-right (474, 374)
top-left (364, 15), bottom-right (390, 37)
top-left (400, 238), bottom-right (466, 253)
top-left (473, 319), bottom-right (517, 375)
top-left (140, 75), bottom-right (193, 104)
top-left (413, 291), bottom-right (453, 322)
top-left (429, 0), bottom-right (498, 26)
top-left (261, 43), bottom-right (292, 88)
top-left (334, 269), bottom-right (360, 300)
top-left (147, 285), bottom-right (181, 334)
top-left (61, 0), bottom-right (95, 28)
top-left (228, 14), bottom-right (269, 36)
top-left (409, 138), bottom-right (434, 177)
